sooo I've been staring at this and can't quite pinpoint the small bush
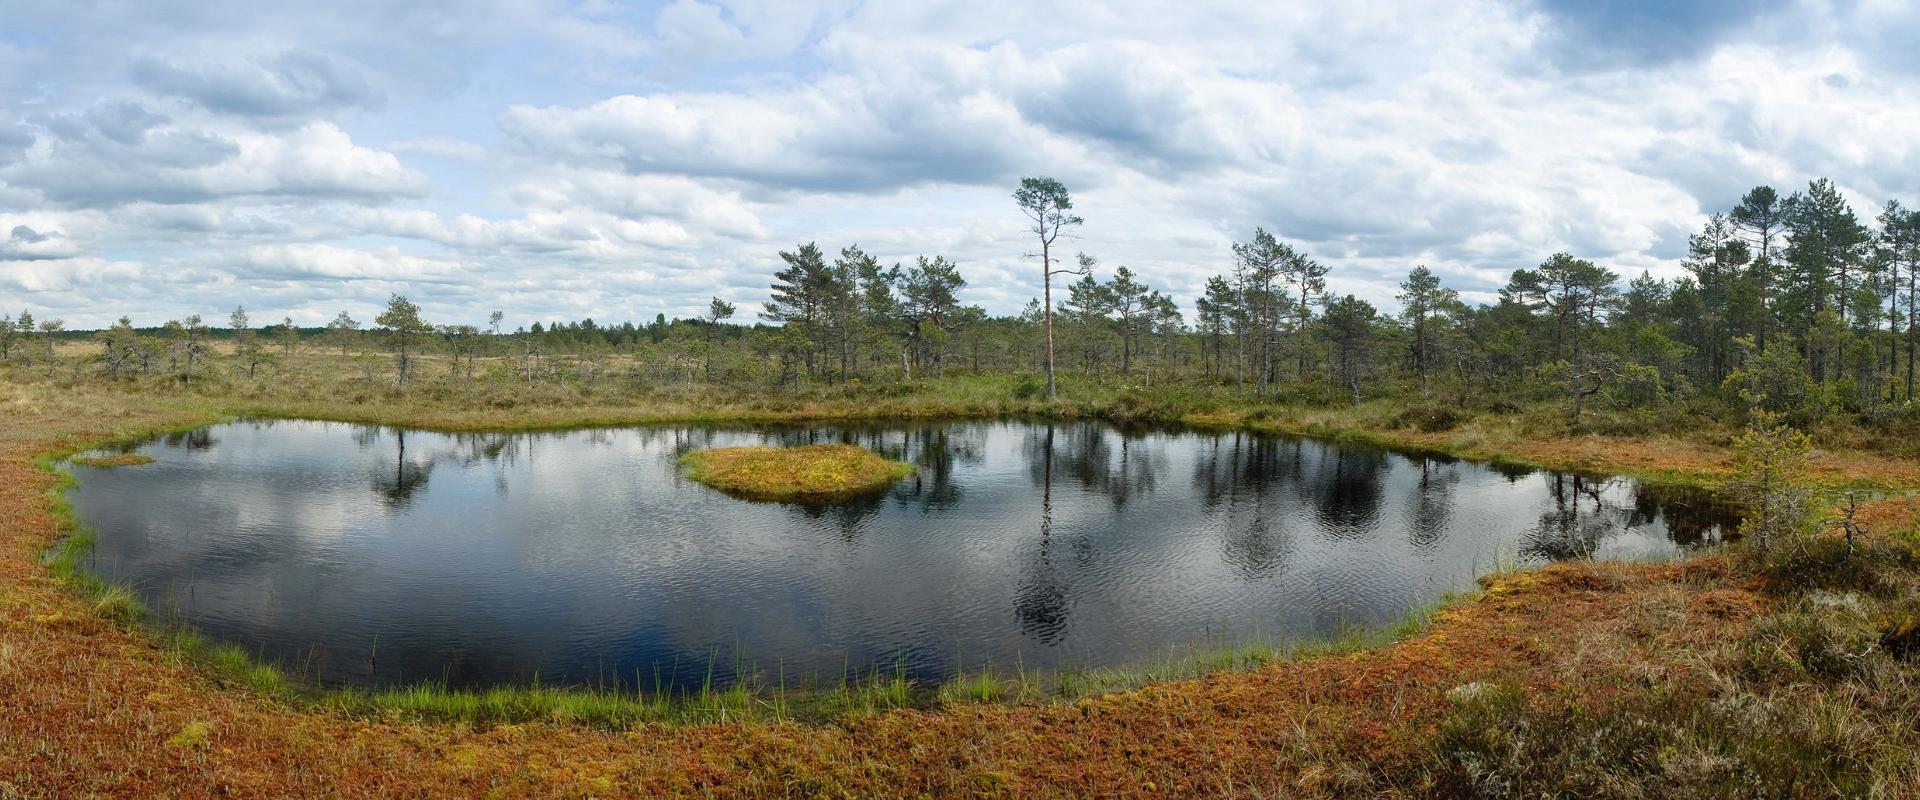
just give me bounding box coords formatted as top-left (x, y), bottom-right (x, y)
top-left (1756, 536), bottom-right (1914, 599)
top-left (1389, 405), bottom-right (1468, 433)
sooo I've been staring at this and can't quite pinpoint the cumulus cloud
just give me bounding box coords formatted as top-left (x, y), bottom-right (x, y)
top-left (500, 81), bottom-right (1037, 194)
top-left (504, 171), bottom-right (768, 239)
top-left (0, 224), bottom-right (81, 261)
top-left (132, 49), bottom-right (384, 119)
top-left (5, 120), bottom-right (428, 207)
top-left (0, 255), bottom-right (149, 311)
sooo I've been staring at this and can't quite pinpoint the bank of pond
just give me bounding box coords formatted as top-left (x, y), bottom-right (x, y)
top-left (60, 417), bottom-right (1737, 700)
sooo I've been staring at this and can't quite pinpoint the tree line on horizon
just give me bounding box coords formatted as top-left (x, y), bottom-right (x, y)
top-left (4, 175), bottom-right (1919, 430)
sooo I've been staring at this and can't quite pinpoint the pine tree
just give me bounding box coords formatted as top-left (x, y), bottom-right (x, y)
top-left (375, 295), bottom-right (430, 387)
top-left (1398, 265), bottom-right (1458, 395)
top-left (763, 242), bottom-right (834, 377)
top-left (1013, 177), bottom-right (1084, 398)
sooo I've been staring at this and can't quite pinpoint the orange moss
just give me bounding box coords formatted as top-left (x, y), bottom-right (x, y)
top-left (1858, 495), bottom-right (1920, 535)
top-left (1689, 589), bottom-right (1767, 620)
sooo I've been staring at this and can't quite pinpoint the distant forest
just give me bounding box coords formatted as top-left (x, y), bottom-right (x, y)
top-left (6, 176), bottom-right (1919, 430)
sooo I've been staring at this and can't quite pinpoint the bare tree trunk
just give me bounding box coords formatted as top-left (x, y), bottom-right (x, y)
top-left (1234, 324), bottom-right (1245, 391)
top-left (1043, 239), bottom-right (1057, 399)
top-left (1570, 306), bottom-right (1586, 426)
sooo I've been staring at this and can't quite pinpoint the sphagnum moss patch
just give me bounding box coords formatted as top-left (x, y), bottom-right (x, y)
top-left (681, 443), bottom-right (913, 502)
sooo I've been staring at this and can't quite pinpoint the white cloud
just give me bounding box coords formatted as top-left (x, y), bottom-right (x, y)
top-left (1, 0), bottom-right (1917, 327)
top-left (237, 243), bottom-right (466, 283)
top-left (0, 256), bottom-right (146, 297)
top-left (0, 222), bottom-right (81, 261)
top-left (132, 49), bottom-right (384, 119)
top-left (504, 171), bottom-right (767, 239)
top-left (4, 119), bottom-right (427, 208)
top-left (204, 123), bottom-right (429, 199)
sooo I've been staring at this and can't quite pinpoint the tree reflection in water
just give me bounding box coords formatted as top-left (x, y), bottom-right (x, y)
top-left (1015, 424), bottom-right (1071, 643)
top-left (371, 429), bottom-right (434, 508)
top-left (887, 426), bottom-right (979, 512)
top-left (1524, 473), bottom-right (1622, 560)
top-left (1192, 431), bottom-right (1297, 578)
top-left (1309, 445), bottom-right (1389, 539)
top-left (354, 427), bottom-right (551, 508)
top-left (1408, 456), bottom-right (1459, 552)
top-left (160, 427), bottom-right (216, 451)
top-left (1628, 484), bottom-right (1731, 547)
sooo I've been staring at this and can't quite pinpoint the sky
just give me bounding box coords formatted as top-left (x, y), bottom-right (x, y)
top-left (2, 0), bottom-right (1918, 330)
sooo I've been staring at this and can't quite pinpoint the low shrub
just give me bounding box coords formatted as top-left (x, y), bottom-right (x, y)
top-left (1754, 536), bottom-right (1918, 599)
top-left (1389, 405), bottom-right (1469, 433)
top-left (1010, 374), bottom-right (1043, 401)
top-left (1739, 593), bottom-right (1882, 681)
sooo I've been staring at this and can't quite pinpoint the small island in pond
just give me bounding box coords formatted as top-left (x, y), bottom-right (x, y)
top-left (71, 454), bottom-right (154, 468)
top-left (681, 444), bottom-right (914, 503)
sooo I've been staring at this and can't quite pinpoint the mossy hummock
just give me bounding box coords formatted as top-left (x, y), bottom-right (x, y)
top-left (70, 454), bottom-right (154, 468)
top-left (681, 444), bottom-right (913, 503)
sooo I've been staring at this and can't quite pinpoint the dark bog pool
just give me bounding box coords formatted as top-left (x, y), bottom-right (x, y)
top-left (64, 419), bottom-right (1733, 692)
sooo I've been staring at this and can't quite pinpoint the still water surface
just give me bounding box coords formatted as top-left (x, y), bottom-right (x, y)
top-left (66, 419), bottom-right (1733, 691)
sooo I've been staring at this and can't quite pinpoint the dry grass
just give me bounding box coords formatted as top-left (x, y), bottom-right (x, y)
top-left (682, 444), bottom-right (913, 503)
top-left (6, 368), bottom-right (1920, 797)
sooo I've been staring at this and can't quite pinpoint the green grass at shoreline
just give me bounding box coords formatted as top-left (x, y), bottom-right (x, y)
top-left (291, 597), bottom-right (1452, 729)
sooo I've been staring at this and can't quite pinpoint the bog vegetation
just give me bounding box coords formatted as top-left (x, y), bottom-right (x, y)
top-left (9, 175), bottom-right (1920, 796)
